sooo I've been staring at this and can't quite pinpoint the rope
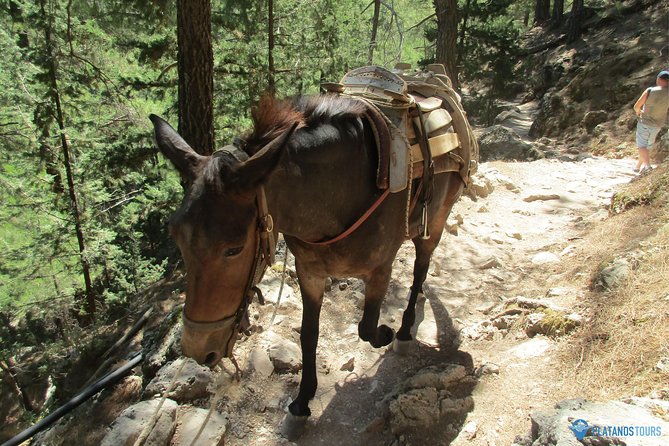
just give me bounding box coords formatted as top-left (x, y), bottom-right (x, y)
top-left (405, 145), bottom-right (414, 238)
top-left (133, 358), bottom-right (186, 446)
top-left (186, 246), bottom-right (290, 444)
top-left (188, 366), bottom-right (229, 446)
top-left (269, 246), bottom-right (290, 327)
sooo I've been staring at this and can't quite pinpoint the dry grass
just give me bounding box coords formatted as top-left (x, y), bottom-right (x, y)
top-left (558, 164), bottom-right (669, 399)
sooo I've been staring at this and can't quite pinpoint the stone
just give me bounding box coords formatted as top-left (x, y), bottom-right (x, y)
top-left (478, 125), bottom-right (543, 161)
top-left (248, 348), bottom-right (274, 378)
top-left (596, 258), bottom-right (630, 290)
top-left (479, 257), bottom-right (503, 269)
top-left (525, 313), bottom-right (546, 337)
top-left (475, 362), bottom-right (500, 377)
top-left (389, 388), bottom-right (440, 434)
top-left (523, 194), bottom-right (561, 202)
top-left (268, 338), bottom-right (302, 373)
top-left (531, 252), bottom-right (560, 265)
top-left (144, 358), bottom-right (214, 403)
top-left (101, 399), bottom-right (178, 446)
top-left (520, 399), bottom-right (669, 446)
top-left (405, 364), bottom-right (467, 390)
top-left (582, 110), bottom-right (608, 131)
top-left (462, 420), bottom-right (478, 440)
top-left (511, 338), bottom-right (552, 359)
top-left (655, 357), bottom-right (669, 373)
top-left (340, 357), bottom-right (355, 372)
top-left (172, 406), bottom-right (227, 446)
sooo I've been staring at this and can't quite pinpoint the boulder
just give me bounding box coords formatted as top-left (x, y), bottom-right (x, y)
top-left (101, 399), bottom-right (178, 446)
top-left (268, 337), bottom-right (302, 373)
top-left (594, 258), bottom-right (630, 290)
top-left (515, 398), bottom-right (669, 446)
top-left (172, 406), bottom-right (227, 446)
top-left (478, 125), bottom-right (543, 161)
top-left (388, 364), bottom-right (475, 440)
top-left (144, 358), bottom-right (214, 403)
top-left (247, 348), bottom-right (274, 378)
top-left (582, 110), bottom-right (608, 132)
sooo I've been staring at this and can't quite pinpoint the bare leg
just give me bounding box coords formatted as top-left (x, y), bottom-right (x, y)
top-left (639, 147), bottom-right (651, 169)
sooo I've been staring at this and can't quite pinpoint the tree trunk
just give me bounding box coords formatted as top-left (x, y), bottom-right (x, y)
top-left (0, 359), bottom-right (35, 413)
top-left (38, 0), bottom-right (95, 321)
top-left (534, 0), bottom-right (551, 25)
top-left (456, 0), bottom-right (472, 67)
top-left (268, 0), bottom-right (276, 94)
top-left (552, 0), bottom-right (564, 25)
top-left (434, 0), bottom-right (459, 90)
top-left (177, 0), bottom-right (214, 155)
top-left (567, 0), bottom-right (584, 42)
top-left (367, 0), bottom-right (381, 65)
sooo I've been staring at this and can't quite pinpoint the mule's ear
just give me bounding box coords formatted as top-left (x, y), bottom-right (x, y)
top-left (150, 114), bottom-right (205, 180)
top-left (232, 122), bottom-right (298, 189)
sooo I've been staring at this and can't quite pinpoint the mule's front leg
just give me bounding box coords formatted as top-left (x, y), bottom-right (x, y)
top-left (358, 266), bottom-right (394, 348)
top-left (285, 265), bottom-right (324, 434)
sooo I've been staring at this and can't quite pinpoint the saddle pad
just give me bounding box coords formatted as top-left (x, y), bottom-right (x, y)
top-left (413, 108), bottom-right (453, 136)
top-left (410, 133), bottom-right (460, 162)
top-left (412, 95), bottom-right (442, 112)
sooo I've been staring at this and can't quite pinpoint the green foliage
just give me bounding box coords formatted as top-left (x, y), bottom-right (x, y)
top-left (0, 0), bottom-right (537, 362)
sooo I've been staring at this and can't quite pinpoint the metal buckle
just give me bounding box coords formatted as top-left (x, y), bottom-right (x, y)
top-left (261, 214), bottom-right (274, 232)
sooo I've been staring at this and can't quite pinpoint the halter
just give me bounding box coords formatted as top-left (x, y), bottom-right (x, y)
top-left (182, 145), bottom-right (277, 358)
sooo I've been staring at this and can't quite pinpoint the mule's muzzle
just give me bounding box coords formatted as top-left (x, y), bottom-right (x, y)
top-left (181, 314), bottom-right (239, 368)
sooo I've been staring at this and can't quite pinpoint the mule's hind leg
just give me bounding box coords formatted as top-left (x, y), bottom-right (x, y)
top-left (395, 234), bottom-right (442, 348)
top-left (395, 177), bottom-right (463, 352)
top-left (358, 265), bottom-right (395, 348)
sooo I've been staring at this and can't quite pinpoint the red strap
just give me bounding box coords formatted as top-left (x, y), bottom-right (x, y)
top-left (300, 189), bottom-right (391, 246)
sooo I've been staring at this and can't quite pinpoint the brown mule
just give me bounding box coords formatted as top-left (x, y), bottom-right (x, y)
top-left (150, 95), bottom-right (465, 435)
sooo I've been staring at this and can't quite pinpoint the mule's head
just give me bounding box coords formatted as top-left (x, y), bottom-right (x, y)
top-left (150, 115), bottom-right (294, 367)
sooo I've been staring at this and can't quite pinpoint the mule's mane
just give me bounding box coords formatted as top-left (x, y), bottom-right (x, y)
top-left (244, 95), bottom-right (367, 154)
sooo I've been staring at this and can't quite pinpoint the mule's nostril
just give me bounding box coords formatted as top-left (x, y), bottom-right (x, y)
top-left (204, 351), bottom-right (220, 367)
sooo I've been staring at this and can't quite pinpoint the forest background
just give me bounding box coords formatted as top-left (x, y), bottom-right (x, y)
top-left (0, 0), bottom-right (629, 394)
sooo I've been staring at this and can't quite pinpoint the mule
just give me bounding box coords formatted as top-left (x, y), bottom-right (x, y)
top-left (149, 94), bottom-right (465, 424)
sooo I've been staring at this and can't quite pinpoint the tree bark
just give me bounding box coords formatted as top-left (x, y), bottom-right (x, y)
top-left (367, 0), bottom-right (381, 65)
top-left (567, 0), bottom-right (584, 42)
top-left (534, 0), bottom-right (551, 25)
top-left (0, 359), bottom-right (35, 413)
top-left (177, 0), bottom-right (214, 155)
top-left (268, 0), bottom-right (276, 94)
top-left (39, 0), bottom-right (95, 321)
top-left (456, 0), bottom-right (472, 67)
top-left (433, 0), bottom-right (459, 90)
top-left (552, 0), bottom-right (564, 25)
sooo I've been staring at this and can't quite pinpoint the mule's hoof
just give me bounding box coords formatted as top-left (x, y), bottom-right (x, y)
top-left (280, 413), bottom-right (308, 440)
top-left (392, 338), bottom-right (413, 355)
top-left (378, 324), bottom-right (395, 347)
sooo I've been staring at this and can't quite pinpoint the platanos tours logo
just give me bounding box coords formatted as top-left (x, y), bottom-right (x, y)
top-left (569, 418), bottom-right (663, 441)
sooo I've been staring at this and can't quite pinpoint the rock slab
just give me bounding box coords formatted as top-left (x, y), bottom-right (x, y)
top-left (101, 398), bottom-right (178, 446)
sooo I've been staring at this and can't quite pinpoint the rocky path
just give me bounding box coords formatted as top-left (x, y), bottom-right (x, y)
top-left (214, 155), bottom-right (639, 446)
top-left (88, 154), bottom-right (665, 446)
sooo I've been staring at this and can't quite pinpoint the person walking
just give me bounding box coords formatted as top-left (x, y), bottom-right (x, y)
top-left (633, 70), bottom-right (669, 174)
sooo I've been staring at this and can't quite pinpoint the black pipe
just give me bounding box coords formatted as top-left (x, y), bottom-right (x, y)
top-left (2, 352), bottom-right (143, 446)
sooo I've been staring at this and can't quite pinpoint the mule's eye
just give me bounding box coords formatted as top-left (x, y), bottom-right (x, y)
top-left (224, 246), bottom-right (244, 257)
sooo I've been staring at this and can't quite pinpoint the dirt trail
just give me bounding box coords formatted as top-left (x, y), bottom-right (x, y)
top-left (215, 154), bottom-right (637, 446)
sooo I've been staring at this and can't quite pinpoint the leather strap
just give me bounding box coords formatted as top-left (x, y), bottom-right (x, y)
top-left (257, 186), bottom-right (276, 265)
top-left (299, 189), bottom-right (391, 246)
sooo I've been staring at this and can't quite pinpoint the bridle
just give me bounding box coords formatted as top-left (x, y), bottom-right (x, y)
top-left (181, 145), bottom-right (277, 358)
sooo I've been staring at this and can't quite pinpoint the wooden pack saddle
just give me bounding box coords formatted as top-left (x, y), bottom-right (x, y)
top-left (323, 64), bottom-right (479, 193)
